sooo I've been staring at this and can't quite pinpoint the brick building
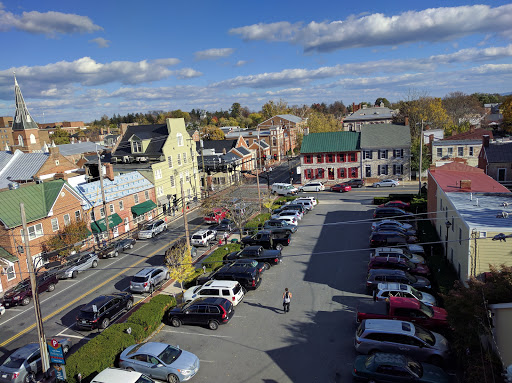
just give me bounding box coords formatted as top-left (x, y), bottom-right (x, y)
top-left (0, 117), bottom-right (13, 150)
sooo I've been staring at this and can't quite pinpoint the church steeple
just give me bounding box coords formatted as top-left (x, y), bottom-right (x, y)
top-left (13, 73), bottom-right (39, 131)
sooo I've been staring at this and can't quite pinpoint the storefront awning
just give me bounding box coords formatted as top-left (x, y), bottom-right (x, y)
top-left (157, 196), bottom-right (169, 206)
top-left (0, 247), bottom-right (18, 267)
top-left (131, 200), bottom-right (157, 216)
top-left (90, 213), bottom-right (123, 234)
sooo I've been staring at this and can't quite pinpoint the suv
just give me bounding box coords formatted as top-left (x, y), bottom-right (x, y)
top-left (262, 219), bottom-right (297, 234)
top-left (346, 179), bottom-right (364, 188)
top-left (76, 292), bottom-right (133, 330)
top-left (355, 319), bottom-right (450, 366)
top-left (366, 269), bottom-right (432, 292)
top-left (183, 280), bottom-right (245, 306)
top-left (61, 252), bottom-right (99, 279)
top-left (299, 182), bottom-right (324, 192)
top-left (168, 297), bottom-right (235, 330)
top-left (369, 231), bottom-right (417, 247)
top-left (198, 263), bottom-right (262, 291)
top-left (2, 272), bottom-right (58, 307)
top-left (130, 267), bottom-right (169, 293)
top-left (190, 229), bottom-right (217, 247)
top-left (138, 219), bottom-right (167, 239)
top-left (92, 368), bottom-right (155, 383)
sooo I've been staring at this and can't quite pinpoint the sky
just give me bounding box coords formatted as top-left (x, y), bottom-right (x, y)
top-left (0, 0), bottom-right (512, 123)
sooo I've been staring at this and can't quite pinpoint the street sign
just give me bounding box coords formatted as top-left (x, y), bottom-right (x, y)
top-left (47, 339), bottom-right (65, 365)
top-left (54, 364), bottom-right (66, 381)
top-left (296, 166), bottom-right (301, 174)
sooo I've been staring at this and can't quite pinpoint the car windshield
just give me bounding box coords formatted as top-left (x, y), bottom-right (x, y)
top-left (141, 225), bottom-right (153, 231)
top-left (135, 376), bottom-right (154, 383)
top-left (419, 301), bottom-right (434, 318)
top-left (414, 325), bottom-right (436, 346)
top-left (2, 355), bottom-right (25, 368)
top-left (192, 286), bottom-right (202, 293)
top-left (407, 360), bottom-right (423, 377)
top-left (410, 286), bottom-right (423, 299)
top-left (405, 272), bottom-right (417, 283)
top-left (10, 281), bottom-right (29, 292)
top-left (220, 220), bottom-right (230, 225)
top-left (158, 345), bottom-right (182, 365)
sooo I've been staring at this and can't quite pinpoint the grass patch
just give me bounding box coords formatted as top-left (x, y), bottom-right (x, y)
top-left (275, 196), bottom-right (298, 205)
top-left (245, 213), bottom-right (271, 229)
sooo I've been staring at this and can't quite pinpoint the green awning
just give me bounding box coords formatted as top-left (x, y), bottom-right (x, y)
top-left (0, 247), bottom-right (18, 266)
top-left (90, 213), bottom-right (123, 234)
top-left (131, 200), bottom-right (157, 216)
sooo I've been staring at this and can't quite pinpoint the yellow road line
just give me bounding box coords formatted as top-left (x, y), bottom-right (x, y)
top-left (0, 225), bottom-right (202, 348)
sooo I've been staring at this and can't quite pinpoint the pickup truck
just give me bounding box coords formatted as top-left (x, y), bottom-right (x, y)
top-left (240, 230), bottom-right (291, 250)
top-left (224, 245), bottom-right (282, 269)
top-left (356, 296), bottom-right (448, 331)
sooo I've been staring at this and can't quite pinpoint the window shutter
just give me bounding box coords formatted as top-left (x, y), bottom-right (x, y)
top-left (400, 149), bottom-right (404, 158)
top-left (369, 150), bottom-right (373, 159)
top-left (378, 165), bottom-right (381, 175)
top-left (384, 165), bottom-right (388, 175)
top-left (384, 150), bottom-right (388, 159)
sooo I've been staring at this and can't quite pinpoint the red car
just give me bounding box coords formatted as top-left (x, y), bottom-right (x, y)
top-left (204, 208), bottom-right (227, 224)
top-left (368, 255), bottom-right (430, 276)
top-left (378, 200), bottom-right (410, 210)
top-left (330, 183), bottom-right (352, 192)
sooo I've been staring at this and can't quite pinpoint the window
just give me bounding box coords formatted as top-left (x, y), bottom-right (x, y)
top-left (393, 164), bottom-right (403, 175)
top-left (29, 134), bottom-right (36, 144)
top-left (90, 210), bottom-right (95, 222)
top-left (131, 141), bottom-right (142, 153)
top-left (100, 207), bottom-right (105, 218)
top-left (447, 147), bottom-right (453, 156)
top-left (316, 154), bottom-right (324, 163)
top-left (338, 168), bottom-right (346, 178)
top-left (459, 228), bottom-right (462, 245)
top-left (124, 217), bottom-right (129, 227)
top-left (458, 147), bottom-right (464, 156)
top-left (6, 264), bottom-right (15, 280)
top-left (134, 194), bottom-right (139, 204)
top-left (378, 165), bottom-right (389, 175)
top-left (437, 148), bottom-right (443, 157)
top-left (272, 137), bottom-right (277, 146)
top-left (304, 169), bottom-right (313, 179)
top-left (365, 165), bottom-right (371, 177)
top-left (363, 150), bottom-right (373, 159)
top-left (55, 160), bottom-right (60, 166)
top-left (109, 204), bottom-right (115, 214)
top-left (469, 146), bottom-right (474, 156)
top-left (379, 150), bottom-right (388, 159)
top-left (51, 218), bottom-right (59, 232)
top-left (183, 152), bottom-right (187, 164)
top-left (326, 153), bottom-right (335, 163)
top-left (145, 190), bottom-right (150, 200)
top-left (349, 153), bottom-right (357, 162)
top-left (21, 223), bottom-right (44, 241)
top-left (177, 153), bottom-right (182, 166)
top-left (75, 210), bottom-right (81, 221)
top-left (167, 156), bottom-right (173, 168)
top-left (63, 214), bottom-right (71, 226)
top-left (155, 169), bottom-right (162, 179)
top-left (177, 133), bottom-right (184, 146)
top-left (393, 149), bottom-right (404, 158)
top-left (119, 200), bottom-right (124, 210)
top-left (304, 155), bottom-right (313, 164)
top-left (337, 153), bottom-right (345, 162)
top-left (316, 168), bottom-right (324, 178)
top-left (350, 167), bottom-right (358, 178)
top-left (157, 186), bottom-right (164, 196)
top-left (18, 135), bottom-right (24, 147)
top-left (186, 171), bottom-right (190, 182)
top-left (170, 175), bottom-right (175, 187)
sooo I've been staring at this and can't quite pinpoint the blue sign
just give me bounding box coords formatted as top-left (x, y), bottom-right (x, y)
top-left (47, 339), bottom-right (65, 365)
top-left (54, 364), bottom-right (66, 381)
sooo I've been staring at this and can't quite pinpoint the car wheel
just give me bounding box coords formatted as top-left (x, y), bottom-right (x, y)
top-left (276, 244), bottom-right (283, 251)
top-left (23, 372), bottom-right (35, 383)
top-left (375, 184), bottom-right (380, 188)
top-left (129, 244), bottom-right (134, 249)
top-left (92, 260), bottom-right (98, 268)
top-left (114, 251), bottom-right (119, 257)
top-left (125, 367), bottom-right (135, 372)
top-left (62, 345), bottom-right (69, 355)
top-left (358, 184), bottom-right (363, 188)
top-left (100, 317), bottom-right (110, 329)
top-left (21, 296), bottom-right (31, 306)
top-left (167, 374), bottom-right (179, 383)
top-left (171, 317), bottom-right (181, 327)
top-left (208, 320), bottom-right (219, 330)
top-left (47, 283), bottom-right (55, 292)
top-left (428, 355), bottom-right (443, 367)
top-left (264, 262), bottom-right (271, 270)
top-left (126, 300), bottom-right (133, 310)
top-left (339, 189), bottom-right (343, 193)
top-left (392, 184), bottom-right (396, 187)
top-left (165, 273), bottom-right (170, 280)
top-left (72, 270), bottom-right (78, 279)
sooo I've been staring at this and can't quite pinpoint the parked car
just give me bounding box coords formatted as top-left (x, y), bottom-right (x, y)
top-left (374, 282), bottom-right (437, 306)
top-left (115, 237), bottom-right (137, 251)
top-left (97, 242), bottom-right (121, 258)
top-left (231, 259), bottom-right (266, 274)
top-left (294, 196), bottom-right (317, 206)
top-left (330, 183), bottom-right (352, 192)
top-left (352, 353), bottom-right (451, 383)
top-left (368, 256), bottom-right (430, 276)
top-left (2, 272), bottom-right (58, 307)
top-left (224, 245), bottom-right (282, 268)
top-left (0, 340), bottom-right (72, 383)
top-left (138, 219), bottom-right (167, 239)
top-left (119, 342), bottom-right (200, 383)
top-left (371, 247), bottom-right (426, 265)
top-left (204, 208), bottom-right (227, 224)
top-left (292, 199), bottom-right (314, 211)
top-left (262, 219), bottom-right (298, 234)
top-left (271, 210), bottom-right (302, 221)
top-left (372, 179), bottom-right (400, 187)
top-left (130, 267), bottom-right (169, 294)
top-left (241, 230), bottom-right (291, 250)
top-left (275, 216), bottom-right (298, 226)
top-left (372, 219), bottom-right (414, 232)
top-left (271, 183), bottom-right (298, 196)
top-left (373, 224), bottom-right (416, 236)
top-left (91, 368), bottom-right (156, 383)
top-left (355, 319), bottom-right (451, 366)
top-left (76, 292), bottom-right (133, 330)
top-left (281, 203), bottom-right (308, 215)
top-left (190, 229), bottom-right (217, 247)
top-left (373, 207), bottom-right (414, 220)
top-left (197, 263), bottom-right (263, 291)
top-left (183, 280), bottom-right (245, 306)
top-left (366, 269), bottom-right (432, 292)
top-left (60, 252), bottom-right (99, 279)
top-left (168, 297), bottom-right (235, 330)
top-left (346, 178), bottom-right (364, 188)
top-left (369, 231), bottom-right (418, 247)
top-left (299, 181), bottom-right (325, 192)
top-left (378, 200), bottom-right (411, 210)
top-left (215, 219), bottom-right (235, 233)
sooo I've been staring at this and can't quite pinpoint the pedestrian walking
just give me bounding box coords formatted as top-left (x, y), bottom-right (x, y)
top-left (282, 288), bottom-right (292, 313)
top-left (223, 231), bottom-right (229, 245)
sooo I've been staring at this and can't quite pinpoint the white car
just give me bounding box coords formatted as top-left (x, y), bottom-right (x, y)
top-left (374, 282), bottom-right (437, 306)
top-left (272, 210), bottom-right (302, 221)
top-left (92, 368), bottom-right (156, 383)
top-left (295, 196), bottom-right (317, 206)
top-left (138, 219), bottom-right (167, 239)
top-left (183, 280), bottom-right (245, 306)
top-left (371, 219), bottom-right (413, 231)
top-left (276, 216), bottom-right (298, 226)
top-left (191, 229), bottom-right (217, 246)
top-left (372, 179), bottom-right (399, 187)
top-left (299, 182), bottom-right (325, 192)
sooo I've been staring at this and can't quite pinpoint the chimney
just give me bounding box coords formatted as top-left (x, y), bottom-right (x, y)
top-left (483, 135), bottom-right (490, 148)
top-left (460, 180), bottom-right (472, 190)
top-left (104, 163), bottom-right (115, 181)
top-left (428, 134), bottom-right (434, 145)
top-left (404, 116), bottom-right (409, 126)
top-left (48, 146), bottom-right (60, 157)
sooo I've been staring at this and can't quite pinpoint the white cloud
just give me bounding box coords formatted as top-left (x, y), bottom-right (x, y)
top-left (235, 60), bottom-right (248, 67)
top-left (230, 4), bottom-right (512, 52)
top-left (195, 48), bottom-right (235, 60)
top-left (469, 63), bottom-right (512, 75)
top-left (0, 5), bottom-right (102, 37)
top-left (174, 68), bottom-right (202, 79)
top-left (90, 37), bottom-right (110, 48)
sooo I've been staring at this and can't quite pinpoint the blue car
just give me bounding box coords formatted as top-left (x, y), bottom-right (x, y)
top-left (119, 342), bottom-right (199, 383)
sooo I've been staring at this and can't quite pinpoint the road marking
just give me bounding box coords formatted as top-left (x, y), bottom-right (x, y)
top-left (198, 360), bottom-right (216, 363)
top-left (0, 224), bottom-right (202, 348)
top-left (57, 334), bottom-right (91, 340)
top-left (160, 329), bottom-right (232, 338)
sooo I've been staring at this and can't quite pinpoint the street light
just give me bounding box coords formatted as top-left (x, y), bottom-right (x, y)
top-left (445, 220), bottom-right (452, 259)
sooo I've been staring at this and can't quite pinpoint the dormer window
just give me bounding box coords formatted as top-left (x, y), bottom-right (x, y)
top-left (132, 141), bottom-right (142, 153)
top-left (177, 133), bottom-right (184, 146)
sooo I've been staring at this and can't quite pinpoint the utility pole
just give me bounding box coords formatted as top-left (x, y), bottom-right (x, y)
top-left (255, 129), bottom-right (261, 212)
top-left (20, 203), bottom-right (50, 376)
top-left (98, 152), bottom-right (111, 241)
top-left (200, 140), bottom-right (207, 198)
top-left (418, 120), bottom-right (424, 195)
top-left (180, 177), bottom-right (191, 251)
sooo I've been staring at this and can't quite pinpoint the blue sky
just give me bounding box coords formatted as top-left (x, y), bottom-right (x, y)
top-left (0, 0), bottom-right (511, 123)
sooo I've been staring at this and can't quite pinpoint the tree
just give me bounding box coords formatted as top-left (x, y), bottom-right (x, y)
top-left (248, 113), bottom-right (264, 126)
top-left (327, 101), bottom-right (346, 118)
top-left (200, 125), bottom-right (225, 140)
top-left (442, 92), bottom-right (484, 126)
top-left (261, 100), bottom-right (289, 119)
top-left (306, 111), bottom-right (341, 133)
top-left (502, 95), bottom-right (512, 132)
top-left (41, 220), bottom-right (90, 259)
top-left (230, 103), bottom-right (241, 119)
top-left (52, 128), bottom-right (71, 145)
top-left (166, 241), bottom-right (195, 292)
top-left (394, 97), bottom-right (451, 138)
top-left (375, 97), bottom-right (391, 108)
top-left (410, 137), bottom-right (430, 174)
top-left (170, 109), bottom-right (191, 123)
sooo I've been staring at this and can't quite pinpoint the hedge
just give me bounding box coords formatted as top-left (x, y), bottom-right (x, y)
top-left (275, 196), bottom-right (298, 205)
top-left (245, 213), bottom-right (271, 229)
top-left (65, 294), bottom-right (176, 383)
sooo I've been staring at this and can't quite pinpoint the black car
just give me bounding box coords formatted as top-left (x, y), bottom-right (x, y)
top-left (232, 259), bottom-right (266, 274)
top-left (76, 292), bottom-right (133, 330)
top-left (197, 263), bottom-right (263, 290)
top-left (115, 237), bottom-right (137, 252)
top-left (346, 179), bottom-right (364, 188)
top-left (215, 219), bottom-right (235, 233)
top-left (223, 245), bottom-right (282, 268)
top-left (168, 297), bottom-right (234, 330)
top-left (373, 207), bottom-right (414, 221)
top-left (262, 219), bottom-right (298, 234)
top-left (369, 231), bottom-right (418, 247)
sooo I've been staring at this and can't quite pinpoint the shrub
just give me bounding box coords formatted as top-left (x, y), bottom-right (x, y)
top-left (373, 197), bottom-right (389, 205)
top-left (388, 193), bottom-right (415, 202)
top-left (245, 213), bottom-right (271, 229)
top-left (275, 196), bottom-right (298, 205)
top-left (126, 295), bottom-right (175, 336)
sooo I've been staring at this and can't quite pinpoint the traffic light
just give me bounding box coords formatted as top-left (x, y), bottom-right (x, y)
top-left (273, 154), bottom-right (277, 160)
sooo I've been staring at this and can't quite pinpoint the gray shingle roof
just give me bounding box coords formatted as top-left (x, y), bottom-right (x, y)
top-left (275, 114), bottom-right (303, 124)
top-left (360, 124), bottom-right (411, 149)
top-left (114, 124), bottom-right (168, 157)
top-left (484, 141), bottom-right (512, 163)
top-left (0, 150), bottom-right (49, 189)
top-left (344, 107), bottom-right (394, 121)
top-left (196, 140), bottom-right (237, 154)
top-left (57, 142), bottom-right (105, 156)
top-left (233, 146), bottom-right (251, 156)
top-left (300, 131), bottom-right (360, 153)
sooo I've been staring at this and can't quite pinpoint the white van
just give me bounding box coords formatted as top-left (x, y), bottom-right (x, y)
top-left (271, 183), bottom-right (298, 196)
top-left (183, 280), bottom-right (245, 306)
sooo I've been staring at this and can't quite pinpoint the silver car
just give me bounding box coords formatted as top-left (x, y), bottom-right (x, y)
top-left (374, 282), bottom-right (437, 306)
top-left (130, 267), bottom-right (169, 293)
top-left (355, 319), bottom-right (450, 366)
top-left (372, 179), bottom-right (399, 187)
top-left (0, 340), bottom-right (71, 383)
top-left (119, 342), bottom-right (200, 383)
top-left (62, 252), bottom-right (99, 279)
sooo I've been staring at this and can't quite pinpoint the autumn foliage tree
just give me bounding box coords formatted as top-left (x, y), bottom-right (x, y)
top-left (41, 220), bottom-right (90, 259)
top-left (502, 95), bottom-right (512, 132)
top-left (306, 111), bottom-right (342, 133)
top-left (166, 241), bottom-right (195, 292)
top-left (200, 125), bottom-right (225, 140)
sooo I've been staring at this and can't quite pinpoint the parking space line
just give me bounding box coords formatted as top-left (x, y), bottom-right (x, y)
top-left (160, 329), bottom-right (232, 338)
top-left (58, 333), bottom-right (91, 340)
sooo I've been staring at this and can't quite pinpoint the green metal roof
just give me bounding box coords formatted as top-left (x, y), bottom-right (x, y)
top-left (131, 200), bottom-right (157, 216)
top-left (300, 131), bottom-right (360, 153)
top-left (90, 213), bottom-right (123, 234)
top-left (0, 180), bottom-right (66, 229)
top-left (0, 247), bottom-right (18, 263)
top-left (360, 124), bottom-right (411, 149)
